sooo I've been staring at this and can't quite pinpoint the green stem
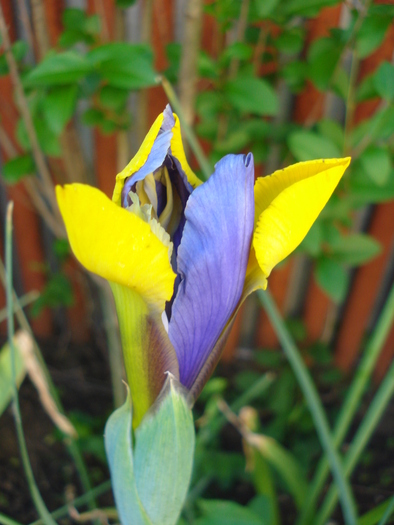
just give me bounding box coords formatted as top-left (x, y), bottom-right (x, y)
top-left (29, 480), bottom-right (113, 525)
top-left (359, 497), bottom-right (394, 525)
top-left (0, 514), bottom-right (24, 525)
top-left (98, 284), bottom-right (125, 408)
top-left (196, 372), bottom-right (275, 446)
top-left (297, 282), bottom-right (394, 525)
top-left (378, 496), bottom-right (394, 525)
top-left (0, 258), bottom-right (97, 512)
top-left (258, 289), bottom-right (358, 525)
top-left (5, 203), bottom-right (57, 525)
top-left (160, 76), bottom-right (213, 181)
top-left (315, 360), bottom-right (394, 525)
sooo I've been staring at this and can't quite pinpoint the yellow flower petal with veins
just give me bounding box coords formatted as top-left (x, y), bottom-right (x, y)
top-left (112, 113), bottom-right (164, 206)
top-left (171, 114), bottom-right (202, 189)
top-left (253, 158), bottom-right (350, 279)
top-left (56, 183), bottom-right (176, 312)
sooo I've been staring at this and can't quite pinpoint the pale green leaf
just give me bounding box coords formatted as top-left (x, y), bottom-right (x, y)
top-left (105, 376), bottom-right (195, 525)
top-left (134, 376), bottom-right (195, 525)
top-left (2, 154), bottom-right (35, 184)
top-left (42, 85), bottom-right (78, 135)
top-left (374, 61), bottom-right (394, 102)
top-left (24, 51), bottom-right (92, 86)
top-left (356, 15), bottom-right (391, 59)
top-left (196, 500), bottom-right (265, 525)
top-left (104, 390), bottom-right (152, 525)
top-left (359, 146), bottom-right (391, 186)
top-left (329, 234), bottom-right (381, 266)
top-left (288, 130), bottom-right (341, 161)
top-left (87, 43), bottom-right (157, 89)
top-left (0, 337), bottom-right (27, 417)
top-left (316, 258), bottom-right (349, 303)
top-left (224, 77), bottom-right (278, 116)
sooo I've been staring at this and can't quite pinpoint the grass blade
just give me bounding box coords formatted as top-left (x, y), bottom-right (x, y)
top-left (258, 289), bottom-right (357, 525)
top-left (297, 282), bottom-right (394, 525)
top-left (5, 202), bottom-right (57, 525)
top-left (314, 360), bottom-right (394, 525)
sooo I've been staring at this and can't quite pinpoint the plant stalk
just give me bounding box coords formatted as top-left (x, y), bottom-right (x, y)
top-left (258, 289), bottom-right (358, 525)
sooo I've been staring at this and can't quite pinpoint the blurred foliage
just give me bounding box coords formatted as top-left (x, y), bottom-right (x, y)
top-left (0, 1), bottom-right (394, 524)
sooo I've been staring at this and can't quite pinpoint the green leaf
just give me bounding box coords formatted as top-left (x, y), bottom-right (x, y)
top-left (356, 73), bottom-right (379, 102)
top-left (42, 85), bottom-right (78, 135)
top-left (317, 119), bottom-right (344, 151)
top-left (359, 145), bottom-right (391, 186)
top-left (329, 233), bottom-right (381, 266)
top-left (82, 108), bottom-right (105, 126)
top-left (316, 258), bottom-right (349, 303)
top-left (224, 77), bottom-right (278, 116)
top-left (356, 14), bottom-right (391, 59)
top-left (58, 29), bottom-right (91, 48)
top-left (2, 154), bottom-right (35, 183)
top-left (373, 61), bottom-right (394, 102)
top-left (105, 390), bottom-right (152, 525)
top-left (164, 43), bottom-right (182, 84)
top-left (196, 500), bottom-right (265, 525)
top-left (275, 27), bottom-right (305, 55)
top-left (300, 221), bottom-right (323, 256)
top-left (198, 51), bottom-right (218, 80)
top-left (288, 130), bottom-right (341, 161)
top-left (31, 273), bottom-right (74, 317)
top-left (34, 118), bottom-right (61, 156)
top-left (105, 376), bottom-right (195, 525)
top-left (252, 434), bottom-right (308, 509)
top-left (11, 40), bottom-right (29, 61)
top-left (87, 43), bottom-right (157, 89)
top-left (282, 61), bottom-right (308, 92)
top-left (0, 40), bottom-right (29, 76)
top-left (282, 0), bottom-right (341, 17)
top-left (308, 37), bottom-right (342, 90)
top-left (99, 86), bottom-right (129, 110)
top-left (84, 14), bottom-right (101, 36)
top-left (0, 336), bottom-right (26, 417)
top-left (253, 0), bottom-right (280, 18)
top-left (349, 171), bottom-right (394, 205)
top-left (62, 8), bottom-right (86, 31)
top-left (219, 43), bottom-right (253, 67)
top-left (24, 51), bottom-right (92, 86)
top-left (116, 0), bottom-right (138, 6)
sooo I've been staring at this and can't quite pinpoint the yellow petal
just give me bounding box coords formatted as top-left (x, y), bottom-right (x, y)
top-left (56, 183), bottom-right (175, 312)
top-left (170, 114), bottom-right (202, 189)
top-left (112, 113), bottom-right (164, 206)
top-left (253, 158), bottom-right (350, 278)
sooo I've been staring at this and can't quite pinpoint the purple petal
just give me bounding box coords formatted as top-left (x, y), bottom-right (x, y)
top-left (168, 153), bottom-right (255, 389)
top-left (121, 129), bottom-right (173, 207)
top-left (120, 108), bottom-right (175, 207)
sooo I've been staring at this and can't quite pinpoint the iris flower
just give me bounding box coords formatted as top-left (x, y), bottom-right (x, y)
top-left (56, 105), bottom-right (350, 427)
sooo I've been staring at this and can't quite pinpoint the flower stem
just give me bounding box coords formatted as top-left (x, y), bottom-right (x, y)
top-left (258, 289), bottom-right (357, 525)
top-left (160, 76), bottom-right (213, 180)
top-left (29, 480), bottom-right (113, 525)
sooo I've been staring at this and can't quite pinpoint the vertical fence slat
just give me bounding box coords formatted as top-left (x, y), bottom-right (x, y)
top-left (303, 276), bottom-right (332, 345)
top-left (41, 0), bottom-right (91, 343)
top-left (335, 202), bottom-right (394, 370)
top-left (255, 262), bottom-right (293, 348)
top-left (0, 0), bottom-right (52, 337)
top-left (334, 19), bottom-right (394, 371)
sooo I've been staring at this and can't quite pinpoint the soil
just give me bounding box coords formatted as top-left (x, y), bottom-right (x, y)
top-left (0, 337), bottom-right (393, 524)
